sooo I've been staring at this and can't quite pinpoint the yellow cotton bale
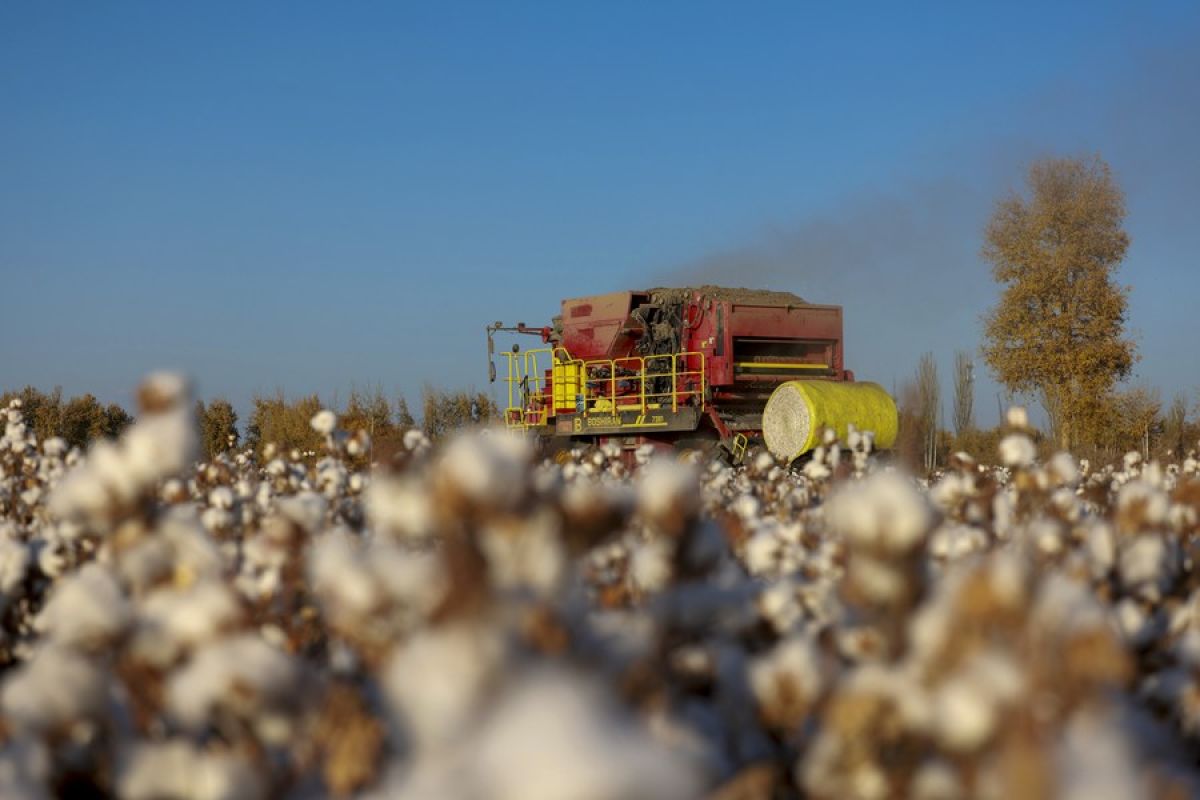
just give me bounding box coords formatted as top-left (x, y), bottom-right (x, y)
top-left (762, 380), bottom-right (898, 461)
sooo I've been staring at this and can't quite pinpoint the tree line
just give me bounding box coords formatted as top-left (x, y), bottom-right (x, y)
top-left (0, 387), bottom-right (133, 449)
top-left (897, 350), bottom-right (1199, 474)
top-left (217, 385), bottom-right (499, 461)
top-left (2, 384), bottom-right (500, 462)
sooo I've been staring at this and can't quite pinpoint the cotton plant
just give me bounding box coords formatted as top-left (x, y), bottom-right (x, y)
top-left (1, 379), bottom-right (1200, 797)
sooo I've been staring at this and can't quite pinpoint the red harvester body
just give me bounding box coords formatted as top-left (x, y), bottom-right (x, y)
top-left (488, 286), bottom-right (863, 457)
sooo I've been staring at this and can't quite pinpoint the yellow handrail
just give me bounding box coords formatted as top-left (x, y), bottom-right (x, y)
top-left (499, 348), bottom-right (706, 429)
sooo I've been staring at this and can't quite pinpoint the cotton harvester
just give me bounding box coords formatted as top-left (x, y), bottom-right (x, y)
top-left (486, 287), bottom-right (898, 462)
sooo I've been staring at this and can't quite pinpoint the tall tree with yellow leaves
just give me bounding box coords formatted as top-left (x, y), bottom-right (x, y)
top-left (982, 155), bottom-right (1136, 450)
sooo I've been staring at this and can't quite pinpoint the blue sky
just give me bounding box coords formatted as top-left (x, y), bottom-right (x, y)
top-left (2, 2), bottom-right (1198, 426)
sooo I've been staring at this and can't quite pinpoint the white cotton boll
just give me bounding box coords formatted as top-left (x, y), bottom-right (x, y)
top-left (438, 432), bottom-right (531, 509)
top-left (1006, 406), bottom-right (1029, 428)
top-left (1047, 452), bottom-right (1080, 486)
top-left (470, 669), bottom-right (701, 800)
top-left (730, 493), bottom-right (760, 521)
top-left (0, 538), bottom-right (29, 596)
top-left (744, 530), bottom-right (781, 576)
top-left (51, 401), bottom-right (199, 526)
top-left (383, 622), bottom-right (505, 751)
top-left (1030, 519), bottom-right (1064, 556)
top-left (1050, 487), bottom-right (1081, 523)
top-left (1, 644), bottom-right (108, 732)
top-left (18, 486), bottom-right (41, 507)
top-left (634, 443), bottom-right (656, 466)
top-left (1032, 573), bottom-right (1108, 635)
top-left (4, 420), bottom-right (27, 443)
top-left (929, 472), bottom-right (972, 512)
top-left (637, 458), bottom-right (698, 521)
top-left (1114, 598), bottom-right (1156, 647)
top-left (310, 409), bottom-right (337, 436)
top-left (992, 489), bottom-right (1016, 540)
top-left (161, 478), bottom-right (185, 501)
top-left (928, 524), bottom-right (987, 562)
top-left (629, 537), bottom-right (674, 594)
top-left (403, 428), bottom-right (430, 452)
top-left (37, 564), bottom-right (130, 648)
top-left (907, 598), bottom-right (953, 664)
top-left (759, 581), bottom-right (802, 632)
top-left (48, 441), bottom-right (127, 523)
top-left (825, 472), bottom-right (932, 553)
top-left (167, 634), bottom-right (300, 731)
top-left (1084, 522), bottom-right (1116, 577)
top-left (479, 510), bottom-right (566, 597)
top-left (208, 486), bottom-right (234, 509)
top-left (309, 534), bottom-right (380, 619)
top-left (132, 581), bottom-right (243, 665)
top-left (370, 545), bottom-right (447, 618)
top-left (998, 434), bottom-right (1036, 468)
top-left (141, 372), bottom-right (189, 407)
top-left (749, 635), bottom-right (824, 711)
top-left (121, 407), bottom-right (198, 487)
top-left (159, 509), bottom-right (224, 581)
top-left (847, 556), bottom-right (909, 605)
top-left (802, 460), bottom-right (831, 481)
top-left (1116, 481), bottom-right (1168, 530)
top-left (274, 492), bottom-right (327, 534)
top-left (366, 475), bottom-right (436, 541)
top-left (1118, 535), bottom-right (1176, 602)
top-left (309, 535), bottom-right (447, 634)
top-left (254, 481), bottom-right (273, 512)
top-left (200, 507), bottom-right (232, 533)
top-left (316, 460), bottom-right (348, 498)
top-left (933, 676), bottom-right (995, 752)
top-left (117, 740), bottom-right (264, 800)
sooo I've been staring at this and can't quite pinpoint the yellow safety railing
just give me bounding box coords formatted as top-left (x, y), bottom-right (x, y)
top-left (499, 348), bottom-right (706, 429)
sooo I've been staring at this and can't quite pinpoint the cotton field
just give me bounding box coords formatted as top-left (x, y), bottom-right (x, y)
top-left (4, 375), bottom-right (1200, 800)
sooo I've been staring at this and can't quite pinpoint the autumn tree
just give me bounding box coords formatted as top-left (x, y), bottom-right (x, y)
top-left (245, 392), bottom-right (324, 457)
top-left (1104, 387), bottom-right (1161, 460)
top-left (197, 398), bottom-right (239, 460)
top-left (953, 351), bottom-right (975, 435)
top-left (1163, 393), bottom-right (1188, 458)
top-left (982, 155), bottom-right (1135, 450)
top-left (0, 386), bottom-right (64, 442)
top-left (914, 353), bottom-right (940, 472)
top-left (342, 387), bottom-right (394, 440)
top-left (421, 385), bottom-right (499, 440)
top-left (395, 394), bottom-right (415, 428)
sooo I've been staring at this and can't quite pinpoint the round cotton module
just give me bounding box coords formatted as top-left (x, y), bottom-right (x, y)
top-left (762, 380), bottom-right (898, 462)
